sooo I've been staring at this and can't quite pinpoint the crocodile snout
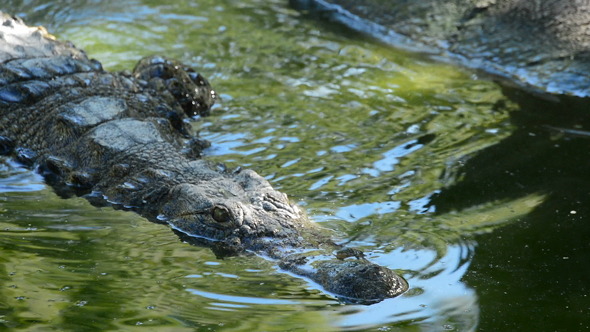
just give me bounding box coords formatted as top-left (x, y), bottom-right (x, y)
top-left (278, 251), bottom-right (408, 304)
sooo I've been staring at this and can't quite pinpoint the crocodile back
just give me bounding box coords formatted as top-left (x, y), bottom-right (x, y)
top-left (0, 12), bottom-right (197, 199)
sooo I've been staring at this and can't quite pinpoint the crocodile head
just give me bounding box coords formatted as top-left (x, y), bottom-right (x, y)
top-left (160, 168), bottom-right (311, 252)
top-left (159, 166), bottom-right (408, 304)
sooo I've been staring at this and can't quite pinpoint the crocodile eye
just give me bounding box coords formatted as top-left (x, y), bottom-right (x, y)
top-left (211, 206), bottom-right (231, 223)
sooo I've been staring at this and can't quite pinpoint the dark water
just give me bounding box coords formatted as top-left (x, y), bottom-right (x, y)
top-left (0, 0), bottom-right (589, 331)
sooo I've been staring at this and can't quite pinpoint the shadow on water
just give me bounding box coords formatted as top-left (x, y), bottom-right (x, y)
top-left (431, 87), bottom-right (590, 331)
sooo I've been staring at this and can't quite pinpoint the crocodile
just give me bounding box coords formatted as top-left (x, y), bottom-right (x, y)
top-left (0, 13), bottom-right (407, 304)
top-left (291, 0), bottom-right (590, 97)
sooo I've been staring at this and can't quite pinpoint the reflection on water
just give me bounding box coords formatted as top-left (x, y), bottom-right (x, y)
top-left (0, 0), bottom-right (542, 330)
top-left (338, 244), bottom-right (478, 330)
top-left (0, 161), bottom-right (45, 192)
top-left (187, 289), bottom-right (302, 306)
top-left (176, 242), bottom-right (480, 330)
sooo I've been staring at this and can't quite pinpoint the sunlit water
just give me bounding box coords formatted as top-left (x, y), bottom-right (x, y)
top-left (0, 0), bottom-right (547, 331)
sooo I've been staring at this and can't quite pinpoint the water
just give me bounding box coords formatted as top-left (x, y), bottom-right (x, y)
top-left (1, 1), bottom-right (588, 331)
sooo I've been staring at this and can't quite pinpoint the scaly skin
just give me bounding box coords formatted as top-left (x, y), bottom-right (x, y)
top-left (0, 12), bottom-right (408, 304)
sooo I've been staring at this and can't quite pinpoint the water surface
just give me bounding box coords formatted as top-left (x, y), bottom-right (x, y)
top-left (1, 1), bottom-right (587, 331)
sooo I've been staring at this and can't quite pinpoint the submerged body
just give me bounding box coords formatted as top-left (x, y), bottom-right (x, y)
top-left (292, 0), bottom-right (590, 97)
top-left (0, 13), bottom-right (407, 303)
